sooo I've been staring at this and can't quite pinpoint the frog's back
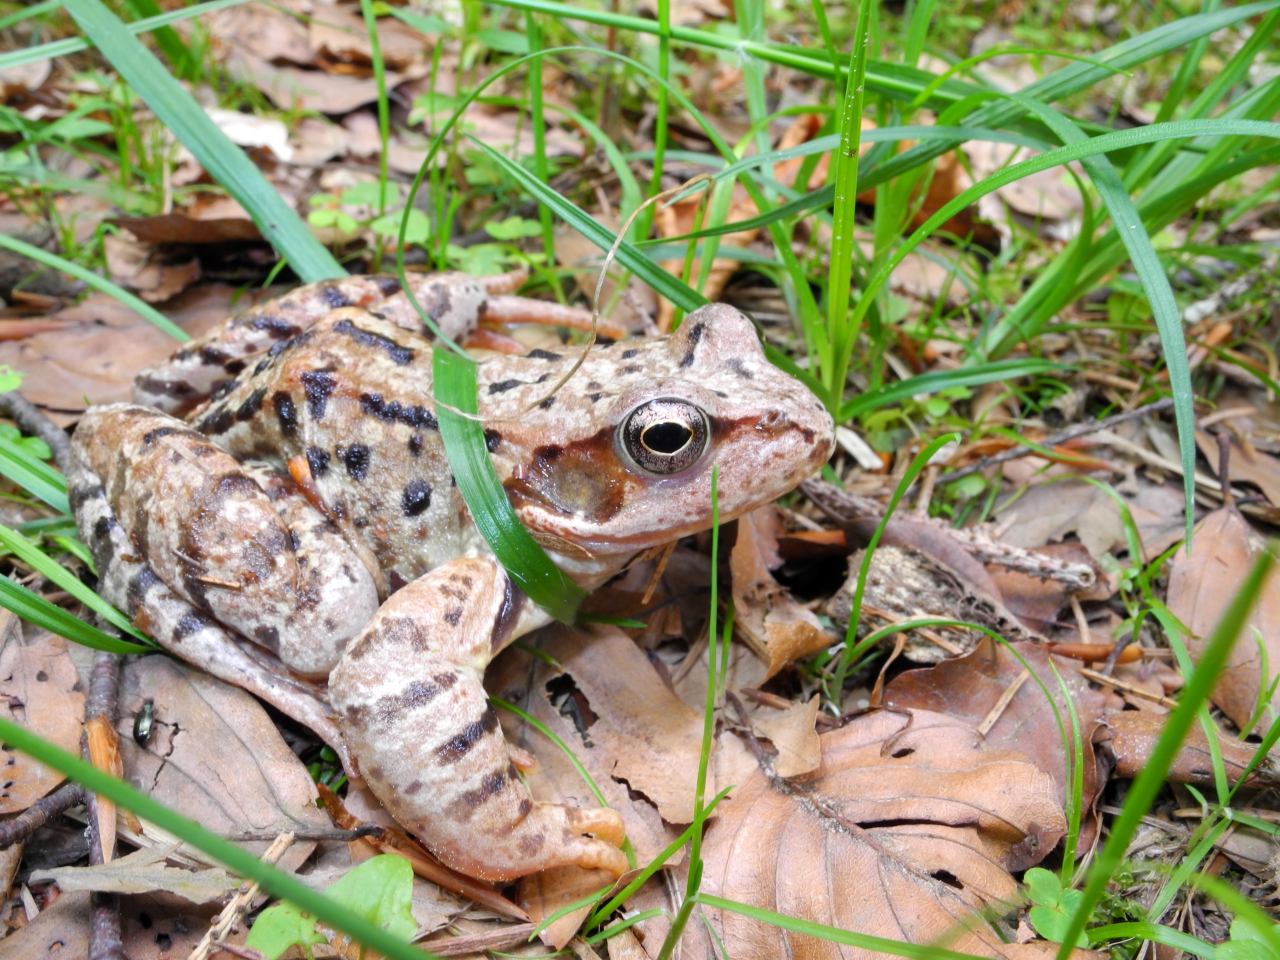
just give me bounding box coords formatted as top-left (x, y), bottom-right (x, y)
top-left (189, 308), bottom-right (484, 590)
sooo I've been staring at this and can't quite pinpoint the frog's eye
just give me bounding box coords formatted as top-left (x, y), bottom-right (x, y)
top-left (619, 398), bottom-right (710, 476)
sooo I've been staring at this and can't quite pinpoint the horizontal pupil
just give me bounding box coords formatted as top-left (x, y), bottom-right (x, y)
top-left (642, 421), bottom-right (691, 455)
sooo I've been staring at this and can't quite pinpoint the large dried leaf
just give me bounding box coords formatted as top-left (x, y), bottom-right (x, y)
top-left (0, 287), bottom-right (233, 423)
top-left (884, 640), bottom-right (1115, 835)
top-left (117, 656), bottom-right (327, 871)
top-left (698, 709), bottom-right (1068, 960)
top-left (1165, 505), bottom-right (1280, 731)
top-left (0, 618), bottom-right (85, 812)
top-left (0, 891), bottom-right (210, 960)
top-left (732, 507), bottom-right (834, 677)
top-left (1105, 710), bottom-right (1276, 787)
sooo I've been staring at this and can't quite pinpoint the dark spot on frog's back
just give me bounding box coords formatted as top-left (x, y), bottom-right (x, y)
top-left (342, 444), bottom-right (371, 481)
top-left (484, 429), bottom-right (502, 452)
top-left (333, 318), bottom-right (414, 365)
top-left (679, 320), bottom-right (705, 368)
top-left (235, 386), bottom-right (268, 421)
top-left (250, 314), bottom-right (302, 338)
top-left (272, 391), bottom-right (299, 436)
top-left (321, 283), bottom-right (352, 308)
top-left (725, 356), bottom-right (753, 379)
top-left (444, 607), bottom-right (463, 626)
top-left (134, 375), bottom-right (194, 400)
top-left (359, 392), bottom-right (438, 430)
top-left (621, 348), bottom-right (639, 359)
top-left (402, 479), bottom-right (431, 516)
top-left (306, 446), bottom-right (331, 477)
top-left (299, 369), bottom-right (338, 419)
top-left (487, 379), bottom-right (523, 394)
top-left (198, 406), bottom-right (233, 436)
top-left (408, 433), bottom-right (423, 456)
top-left (526, 348), bottom-right (561, 361)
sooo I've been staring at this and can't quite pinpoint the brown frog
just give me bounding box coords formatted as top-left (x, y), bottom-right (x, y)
top-left (68, 271), bottom-right (834, 881)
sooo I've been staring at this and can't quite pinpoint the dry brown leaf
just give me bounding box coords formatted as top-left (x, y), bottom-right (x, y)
top-left (997, 478), bottom-right (1185, 561)
top-left (1165, 504), bottom-right (1280, 731)
top-left (0, 890), bottom-right (210, 960)
top-left (884, 639), bottom-right (1115, 841)
top-left (29, 845), bottom-right (237, 904)
top-left (1104, 710), bottom-right (1274, 787)
top-left (0, 286), bottom-right (240, 423)
top-left (103, 232), bottom-right (201, 303)
top-left (117, 656), bottom-right (327, 872)
top-left (109, 214), bottom-right (264, 246)
top-left (731, 508), bottom-right (834, 678)
top-left (541, 627), bottom-right (711, 825)
top-left (0, 619), bottom-right (85, 813)
top-left (751, 695), bottom-right (821, 778)
top-left (697, 708), bottom-right (1068, 960)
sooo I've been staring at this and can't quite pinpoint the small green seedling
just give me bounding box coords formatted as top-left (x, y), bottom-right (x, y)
top-left (246, 854), bottom-right (416, 960)
top-left (1024, 867), bottom-right (1089, 948)
top-left (1218, 917), bottom-right (1280, 960)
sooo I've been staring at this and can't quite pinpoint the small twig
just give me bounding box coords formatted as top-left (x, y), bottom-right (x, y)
top-left (190, 832), bottom-right (295, 960)
top-left (936, 397), bottom-right (1175, 484)
top-left (420, 923), bottom-right (538, 956)
top-left (1079, 667), bottom-right (1178, 709)
top-left (84, 651), bottom-right (124, 960)
top-left (976, 669), bottom-right (1028, 736)
top-left (0, 781), bottom-right (84, 850)
top-left (1216, 430), bottom-right (1234, 511)
top-left (0, 391), bottom-right (71, 472)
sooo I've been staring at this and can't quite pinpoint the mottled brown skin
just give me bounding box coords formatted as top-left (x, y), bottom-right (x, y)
top-left (69, 273), bottom-right (834, 882)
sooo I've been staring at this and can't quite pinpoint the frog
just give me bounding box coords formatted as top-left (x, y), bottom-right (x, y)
top-left (67, 269), bottom-right (835, 882)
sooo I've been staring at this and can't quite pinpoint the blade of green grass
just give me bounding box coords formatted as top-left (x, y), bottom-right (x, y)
top-left (0, 576), bottom-right (149, 654)
top-left (0, 436), bottom-right (69, 515)
top-left (432, 350), bottom-right (586, 623)
top-left (0, 720), bottom-right (443, 960)
top-left (839, 359), bottom-right (1062, 421)
top-left (0, 235), bottom-right (187, 342)
top-left (697, 894), bottom-right (996, 960)
top-left (1056, 543), bottom-right (1278, 957)
top-left (821, 0), bottom-right (875, 403)
top-left (1004, 93), bottom-right (1196, 543)
top-left (63, 0), bottom-right (344, 284)
top-left (120, 0), bottom-right (195, 79)
top-left (831, 433), bottom-right (960, 696)
top-left (0, 0), bottom-right (247, 72)
top-left (0, 524), bottom-right (147, 643)
top-left (0, 0), bottom-right (61, 31)
top-left (656, 469), bottom-right (723, 960)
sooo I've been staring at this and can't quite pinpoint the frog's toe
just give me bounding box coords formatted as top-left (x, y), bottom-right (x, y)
top-left (499, 801), bottom-right (628, 879)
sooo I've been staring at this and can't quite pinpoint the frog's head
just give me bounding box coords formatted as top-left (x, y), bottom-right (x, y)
top-left (500, 303), bottom-right (835, 562)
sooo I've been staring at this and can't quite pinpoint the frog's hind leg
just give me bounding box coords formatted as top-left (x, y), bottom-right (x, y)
top-left (66, 442), bottom-right (351, 764)
top-left (328, 557), bottom-right (628, 883)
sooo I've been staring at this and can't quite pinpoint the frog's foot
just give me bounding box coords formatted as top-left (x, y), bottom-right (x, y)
top-left (329, 556), bottom-right (628, 883)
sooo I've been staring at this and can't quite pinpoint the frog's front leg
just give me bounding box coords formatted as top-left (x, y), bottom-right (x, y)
top-left (329, 557), bottom-right (628, 882)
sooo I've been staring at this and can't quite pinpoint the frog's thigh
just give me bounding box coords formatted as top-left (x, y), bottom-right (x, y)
top-left (66, 453), bottom-right (350, 764)
top-left (329, 557), bottom-right (628, 883)
top-left (73, 404), bottom-right (377, 677)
